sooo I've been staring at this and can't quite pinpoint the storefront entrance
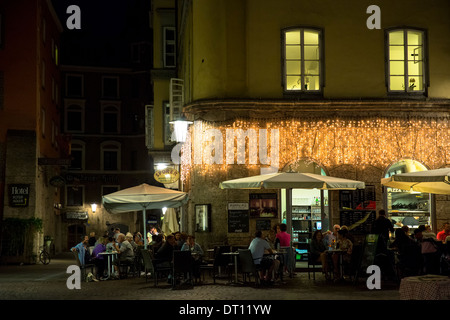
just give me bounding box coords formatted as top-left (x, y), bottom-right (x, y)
top-left (384, 159), bottom-right (433, 233)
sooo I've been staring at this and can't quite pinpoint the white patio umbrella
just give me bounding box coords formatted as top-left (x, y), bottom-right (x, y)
top-left (381, 167), bottom-right (450, 195)
top-left (220, 172), bottom-right (366, 239)
top-left (102, 183), bottom-right (188, 247)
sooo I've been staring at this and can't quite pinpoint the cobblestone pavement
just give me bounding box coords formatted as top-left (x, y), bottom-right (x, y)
top-left (0, 253), bottom-right (400, 301)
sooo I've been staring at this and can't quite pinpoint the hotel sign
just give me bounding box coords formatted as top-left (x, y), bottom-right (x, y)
top-left (8, 184), bottom-right (30, 207)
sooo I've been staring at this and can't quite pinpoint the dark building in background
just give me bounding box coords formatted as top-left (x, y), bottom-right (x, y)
top-left (54, 0), bottom-right (156, 250)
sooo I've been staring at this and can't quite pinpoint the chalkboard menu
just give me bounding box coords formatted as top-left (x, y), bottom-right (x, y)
top-left (340, 210), bottom-right (376, 234)
top-left (256, 219), bottom-right (272, 231)
top-left (339, 186), bottom-right (376, 210)
top-left (228, 203), bottom-right (249, 233)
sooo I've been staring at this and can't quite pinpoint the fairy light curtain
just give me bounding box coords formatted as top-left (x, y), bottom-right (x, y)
top-left (180, 116), bottom-right (450, 182)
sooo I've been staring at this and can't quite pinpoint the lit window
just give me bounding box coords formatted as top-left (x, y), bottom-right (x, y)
top-left (282, 28), bottom-right (322, 92)
top-left (387, 29), bottom-right (426, 93)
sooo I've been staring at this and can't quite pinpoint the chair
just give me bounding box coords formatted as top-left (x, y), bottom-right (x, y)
top-left (280, 246), bottom-right (295, 277)
top-left (118, 258), bottom-right (136, 279)
top-left (149, 251), bottom-right (172, 286)
top-left (140, 249), bottom-right (156, 284)
top-left (72, 250), bottom-right (95, 281)
top-left (307, 248), bottom-right (322, 280)
top-left (172, 250), bottom-right (194, 289)
top-left (238, 249), bottom-right (261, 285)
top-left (200, 246), bottom-right (232, 283)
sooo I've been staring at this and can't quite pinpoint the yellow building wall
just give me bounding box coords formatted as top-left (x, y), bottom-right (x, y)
top-left (188, 0), bottom-right (450, 101)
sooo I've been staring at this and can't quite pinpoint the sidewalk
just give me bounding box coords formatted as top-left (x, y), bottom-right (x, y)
top-left (0, 252), bottom-right (401, 301)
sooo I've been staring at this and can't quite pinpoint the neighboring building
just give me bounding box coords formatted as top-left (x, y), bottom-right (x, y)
top-left (151, 0), bottom-right (450, 250)
top-left (58, 1), bottom-right (155, 250)
top-left (0, 0), bottom-right (64, 261)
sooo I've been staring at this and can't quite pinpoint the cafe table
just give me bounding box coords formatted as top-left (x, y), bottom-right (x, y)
top-left (399, 274), bottom-right (450, 300)
top-left (325, 248), bottom-right (346, 278)
top-left (222, 251), bottom-right (240, 284)
top-left (98, 251), bottom-right (118, 279)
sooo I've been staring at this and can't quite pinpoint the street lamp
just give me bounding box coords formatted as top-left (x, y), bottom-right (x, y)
top-left (170, 115), bottom-right (193, 143)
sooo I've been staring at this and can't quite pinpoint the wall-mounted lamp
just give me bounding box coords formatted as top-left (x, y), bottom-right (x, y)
top-left (170, 115), bottom-right (193, 143)
top-left (162, 207), bottom-right (167, 215)
top-left (91, 203), bottom-right (97, 213)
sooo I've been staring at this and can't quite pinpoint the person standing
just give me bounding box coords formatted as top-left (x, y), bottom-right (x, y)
top-left (371, 209), bottom-right (394, 248)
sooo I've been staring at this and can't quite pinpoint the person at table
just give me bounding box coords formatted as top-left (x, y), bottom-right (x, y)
top-left (310, 230), bottom-right (330, 280)
top-left (111, 233), bottom-right (135, 279)
top-left (91, 236), bottom-right (108, 280)
top-left (265, 229), bottom-right (279, 250)
top-left (324, 224), bottom-right (340, 248)
top-left (390, 228), bottom-right (422, 277)
top-left (106, 237), bottom-right (115, 252)
top-left (414, 228), bottom-right (440, 275)
top-left (276, 223), bottom-right (291, 247)
top-left (332, 229), bottom-right (353, 281)
top-left (437, 223), bottom-right (450, 243)
top-left (249, 230), bottom-right (277, 283)
top-left (71, 238), bottom-right (89, 266)
top-left (181, 235), bottom-right (204, 281)
top-left (133, 232), bottom-right (144, 246)
top-left (126, 232), bottom-right (137, 250)
top-left (155, 234), bottom-right (176, 266)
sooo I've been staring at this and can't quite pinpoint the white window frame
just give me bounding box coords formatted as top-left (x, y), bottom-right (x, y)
top-left (282, 27), bottom-right (323, 94)
top-left (101, 102), bottom-right (121, 134)
top-left (69, 140), bottom-right (85, 170)
top-left (163, 26), bottom-right (176, 68)
top-left (65, 185), bottom-right (85, 207)
top-left (386, 28), bottom-right (427, 94)
top-left (64, 100), bottom-right (85, 133)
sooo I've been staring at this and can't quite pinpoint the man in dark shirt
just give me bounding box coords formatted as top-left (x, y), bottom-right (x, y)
top-left (372, 209), bottom-right (394, 248)
top-left (155, 234), bottom-right (176, 266)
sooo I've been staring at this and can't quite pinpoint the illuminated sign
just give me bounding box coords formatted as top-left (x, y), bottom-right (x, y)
top-left (154, 168), bottom-right (180, 184)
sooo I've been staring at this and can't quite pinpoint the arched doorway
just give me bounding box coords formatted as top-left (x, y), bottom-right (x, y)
top-left (383, 159), bottom-right (433, 233)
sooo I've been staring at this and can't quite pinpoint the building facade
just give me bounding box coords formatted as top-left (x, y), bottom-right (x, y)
top-left (0, 0), bottom-right (64, 261)
top-left (150, 0), bottom-right (450, 250)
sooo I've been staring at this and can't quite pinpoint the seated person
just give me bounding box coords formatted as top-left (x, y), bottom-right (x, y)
top-left (106, 237), bottom-right (115, 252)
top-left (154, 234), bottom-right (176, 268)
top-left (71, 238), bottom-right (89, 266)
top-left (181, 235), bottom-right (204, 280)
top-left (390, 228), bottom-right (422, 277)
top-left (249, 230), bottom-right (278, 282)
top-left (310, 230), bottom-right (330, 280)
top-left (91, 236), bottom-right (108, 279)
top-left (112, 233), bottom-right (135, 278)
top-left (332, 229), bottom-right (353, 280)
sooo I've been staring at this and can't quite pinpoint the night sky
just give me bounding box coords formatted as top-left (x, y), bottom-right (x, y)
top-left (51, 0), bottom-right (151, 67)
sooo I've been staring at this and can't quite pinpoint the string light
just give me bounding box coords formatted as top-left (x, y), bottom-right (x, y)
top-left (180, 116), bottom-right (449, 182)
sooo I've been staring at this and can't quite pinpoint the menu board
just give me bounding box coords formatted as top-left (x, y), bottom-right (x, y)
top-left (339, 210), bottom-right (376, 234)
top-left (339, 186), bottom-right (376, 210)
top-left (256, 219), bottom-right (272, 231)
top-left (228, 203), bottom-right (249, 233)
